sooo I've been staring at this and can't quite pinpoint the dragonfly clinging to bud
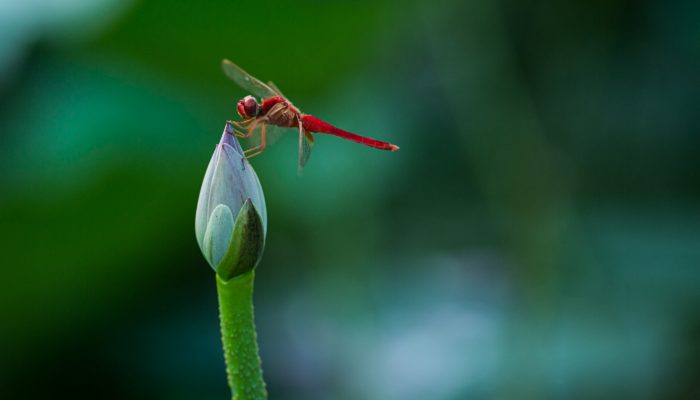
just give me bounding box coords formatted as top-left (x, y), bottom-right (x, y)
top-left (222, 59), bottom-right (399, 171)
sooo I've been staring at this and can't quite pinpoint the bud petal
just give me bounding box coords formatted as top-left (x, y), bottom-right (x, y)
top-left (202, 204), bottom-right (235, 269)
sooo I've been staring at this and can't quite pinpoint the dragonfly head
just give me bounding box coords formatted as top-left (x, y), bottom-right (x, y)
top-left (237, 95), bottom-right (260, 119)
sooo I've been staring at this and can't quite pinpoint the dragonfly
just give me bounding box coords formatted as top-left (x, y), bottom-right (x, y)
top-left (221, 59), bottom-right (399, 171)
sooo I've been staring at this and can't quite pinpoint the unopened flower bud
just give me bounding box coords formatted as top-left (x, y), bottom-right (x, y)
top-left (195, 123), bottom-right (267, 280)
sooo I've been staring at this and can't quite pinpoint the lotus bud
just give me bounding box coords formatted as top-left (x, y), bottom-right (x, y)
top-left (195, 122), bottom-right (267, 280)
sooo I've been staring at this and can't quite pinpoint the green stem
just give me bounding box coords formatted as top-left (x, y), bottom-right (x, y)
top-left (216, 271), bottom-right (267, 400)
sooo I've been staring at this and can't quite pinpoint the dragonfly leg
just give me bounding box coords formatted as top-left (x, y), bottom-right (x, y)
top-left (228, 118), bottom-right (254, 125)
top-left (234, 119), bottom-right (262, 138)
top-left (233, 128), bottom-right (250, 138)
top-left (244, 123), bottom-right (267, 159)
top-left (225, 120), bottom-right (254, 138)
top-left (226, 119), bottom-right (257, 137)
top-left (232, 118), bottom-right (256, 128)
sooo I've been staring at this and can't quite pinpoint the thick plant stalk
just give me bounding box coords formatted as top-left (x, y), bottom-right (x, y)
top-left (217, 271), bottom-right (267, 400)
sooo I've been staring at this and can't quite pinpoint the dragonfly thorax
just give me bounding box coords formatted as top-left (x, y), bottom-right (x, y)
top-left (237, 95), bottom-right (260, 119)
top-left (258, 97), bottom-right (299, 128)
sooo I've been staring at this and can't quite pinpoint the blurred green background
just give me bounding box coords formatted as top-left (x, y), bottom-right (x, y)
top-left (1, 0), bottom-right (699, 399)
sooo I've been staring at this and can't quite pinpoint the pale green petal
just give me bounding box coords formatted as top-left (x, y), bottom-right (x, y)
top-left (215, 199), bottom-right (265, 281)
top-left (202, 204), bottom-right (235, 269)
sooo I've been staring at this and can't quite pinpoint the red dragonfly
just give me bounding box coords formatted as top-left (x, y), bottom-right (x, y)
top-left (221, 59), bottom-right (399, 171)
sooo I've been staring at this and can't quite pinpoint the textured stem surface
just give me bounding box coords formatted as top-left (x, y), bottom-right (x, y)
top-left (217, 271), bottom-right (267, 400)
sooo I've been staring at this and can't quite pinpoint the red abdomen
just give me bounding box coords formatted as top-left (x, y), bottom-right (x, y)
top-left (301, 115), bottom-right (399, 151)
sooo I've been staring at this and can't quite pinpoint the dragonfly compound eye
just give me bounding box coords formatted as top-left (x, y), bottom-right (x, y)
top-left (237, 95), bottom-right (259, 119)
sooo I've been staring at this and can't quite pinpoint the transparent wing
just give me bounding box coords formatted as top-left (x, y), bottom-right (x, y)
top-left (221, 59), bottom-right (278, 99)
top-left (268, 81), bottom-right (287, 99)
top-left (241, 122), bottom-right (291, 149)
top-left (298, 124), bottom-right (314, 173)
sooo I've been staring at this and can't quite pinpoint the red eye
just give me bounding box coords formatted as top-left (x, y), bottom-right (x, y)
top-left (236, 101), bottom-right (247, 118)
top-left (243, 96), bottom-right (259, 118)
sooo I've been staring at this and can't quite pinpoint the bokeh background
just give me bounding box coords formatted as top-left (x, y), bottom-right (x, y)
top-left (1, 0), bottom-right (699, 399)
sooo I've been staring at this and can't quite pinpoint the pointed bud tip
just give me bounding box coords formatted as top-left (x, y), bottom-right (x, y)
top-left (220, 123), bottom-right (236, 145)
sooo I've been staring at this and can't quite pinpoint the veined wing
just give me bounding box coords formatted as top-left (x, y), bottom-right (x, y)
top-left (298, 122), bottom-right (314, 173)
top-left (268, 81), bottom-right (287, 99)
top-left (221, 59), bottom-right (277, 99)
top-left (242, 121), bottom-right (292, 149)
